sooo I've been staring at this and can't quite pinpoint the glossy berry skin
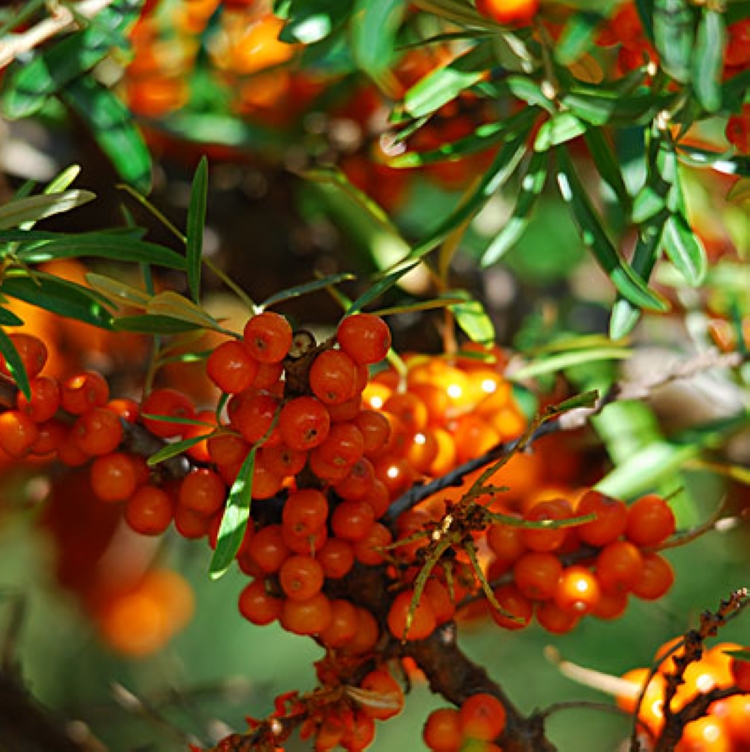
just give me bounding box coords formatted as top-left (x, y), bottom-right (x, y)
top-left (206, 340), bottom-right (259, 394)
top-left (141, 388), bottom-right (195, 438)
top-left (0, 333), bottom-right (47, 380)
top-left (238, 579), bottom-right (282, 626)
top-left (730, 654), bottom-right (750, 692)
top-left (90, 452), bottom-right (139, 502)
top-left (576, 490), bottom-right (628, 547)
top-left (60, 371), bottom-right (109, 415)
top-left (459, 692), bottom-right (507, 741)
top-left (554, 565), bottom-right (601, 615)
top-left (278, 395), bottom-right (331, 451)
top-left (243, 311), bottom-right (293, 363)
top-left (336, 313), bottom-right (392, 365)
top-left (125, 485), bottom-right (174, 536)
top-left (475, 0), bottom-right (539, 26)
top-left (309, 349), bottom-right (359, 405)
top-left (16, 376), bottom-right (60, 423)
top-left (387, 589), bottom-right (437, 641)
top-left (626, 494), bottom-right (676, 547)
top-left (423, 707), bottom-right (462, 752)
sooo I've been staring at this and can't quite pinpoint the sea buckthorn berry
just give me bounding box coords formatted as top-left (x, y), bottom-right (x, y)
top-left (318, 599), bottom-right (360, 649)
top-left (308, 450), bottom-right (350, 482)
top-left (31, 418), bottom-right (67, 456)
top-left (459, 693), bottom-right (506, 742)
top-left (178, 469), bottom-right (226, 516)
top-left (487, 520), bottom-right (527, 564)
top-left (354, 409), bottom-right (391, 455)
top-left (280, 591), bottom-right (332, 636)
top-left (309, 349), bottom-right (359, 406)
top-left (535, 599), bottom-right (580, 634)
top-left (90, 452), bottom-right (140, 502)
top-left (282, 521), bottom-right (328, 556)
top-left (592, 589), bottom-right (629, 620)
top-left (626, 494), bottom-right (676, 547)
top-left (331, 499), bottom-right (376, 542)
top-left (247, 523), bottom-right (290, 573)
top-left (358, 669), bottom-right (404, 721)
top-left (554, 565), bottom-right (601, 615)
top-left (278, 555), bottom-right (325, 601)
top-left (311, 421), bottom-right (364, 469)
top-left (243, 311), bottom-right (293, 363)
top-left (334, 457), bottom-right (376, 501)
top-left (141, 388), bottom-right (195, 438)
top-left (16, 376), bottom-right (60, 423)
top-left (326, 394), bottom-right (363, 423)
top-left (383, 391), bottom-right (428, 434)
top-left (56, 430), bottom-right (90, 466)
top-left (317, 537), bottom-right (354, 579)
top-left (406, 430), bottom-right (439, 475)
top-left (173, 504), bottom-right (212, 540)
top-left (282, 487), bottom-right (328, 537)
top-left (238, 578), bottom-right (282, 626)
top-left (423, 707), bottom-right (462, 752)
top-left (73, 407), bottom-right (123, 456)
top-left (521, 498), bottom-right (573, 552)
top-left (125, 485), bottom-right (174, 536)
top-left (1, 333), bottom-right (48, 381)
top-left (206, 339), bottom-right (259, 394)
top-left (60, 370), bottom-right (109, 414)
top-left (340, 710), bottom-right (376, 751)
top-left (0, 409), bottom-right (39, 457)
top-left (513, 551), bottom-right (563, 601)
top-left (475, 0), bottom-right (539, 26)
top-left (336, 313), bottom-right (391, 365)
top-left (725, 19), bottom-right (750, 67)
top-left (342, 607), bottom-right (380, 656)
top-left (229, 388), bottom-right (280, 445)
top-left (261, 442), bottom-right (307, 478)
top-left (208, 432), bottom-right (250, 468)
top-left (278, 395), bottom-right (330, 451)
top-left (253, 360), bottom-right (284, 390)
top-left (107, 397), bottom-right (140, 423)
top-left (424, 578), bottom-right (456, 625)
top-left (353, 521), bottom-right (393, 566)
top-left (730, 654), bottom-right (750, 692)
top-left (388, 589), bottom-right (437, 641)
top-left (576, 490), bottom-right (628, 547)
top-left (632, 553), bottom-right (675, 601)
top-left (596, 540), bottom-right (644, 594)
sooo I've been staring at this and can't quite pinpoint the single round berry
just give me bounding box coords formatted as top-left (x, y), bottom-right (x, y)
top-left (16, 376), bottom-right (60, 423)
top-left (459, 692), bottom-right (507, 742)
top-left (1, 333), bottom-right (48, 381)
top-left (125, 485), bottom-right (174, 536)
top-left (279, 591), bottom-right (332, 635)
top-left (278, 395), bottom-right (330, 451)
top-left (0, 410), bottom-right (39, 457)
top-left (309, 348), bottom-right (359, 406)
top-left (141, 388), bottom-right (195, 438)
top-left (238, 579), bottom-right (282, 626)
top-left (423, 708), bottom-right (462, 752)
top-left (387, 589), bottom-right (437, 641)
top-left (554, 565), bottom-right (601, 615)
top-left (576, 490), bottom-right (628, 547)
top-left (626, 494), bottom-right (676, 547)
top-left (278, 555), bottom-right (325, 601)
top-left (243, 311), bottom-right (293, 363)
top-left (358, 669), bottom-right (404, 721)
top-left (90, 452), bottom-right (140, 502)
top-left (73, 407), bottom-right (123, 456)
top-left (207, 340), bottom-right (259, 394)
top-left (336, 313), bottom-right (391, 365)
top-left (178, 469), bottom-right (226, 516)
top-left (60, 371), bottom-right (109, 415)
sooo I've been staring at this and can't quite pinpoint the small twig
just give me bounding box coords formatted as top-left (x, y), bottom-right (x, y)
top-left (0, 0), bottom-right (116, 70)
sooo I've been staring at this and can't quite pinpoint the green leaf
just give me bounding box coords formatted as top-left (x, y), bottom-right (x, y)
top-left (279, 0), bottom-right (350, 44)
top-left (662, 212), bottom-right (707, 285)
top-left (85, 273), bottom-right (152, 309)
top-left (632, 185), bottom-right (668, 224)
top-left (350, 0), bottom-right (405, 89)
top-left (0, 190), bottom-right (96, 230)
top-left (1, 273), bottom-right (114, 329)
top-left (146, 291), bottom-right (225, 331)
top-left (692, 9), bottom-right (726, 113)
top-left (147, 434), bottom-right (211, 467)
top-left (14, 232), bottom-right (187, 268)
top-left (0, 307), bottom-right (24, 326)
top-left (0, 326), bottom-right (31, 400)
top-left (186, 157), bottom-right (208, 304)
top-left (347, 262), bottom-right (420, 315)
top-left (534, 112), bottom-right (588, 152)
top-left (1, 0), bottom-right (143, 119)
top-left (555, 11), bottom-right (603, 65)
top-left (403, 42), bottom-right (494, 118)
top-left (450, 291), bottom-right (495, 344)
top-left (653, 0), bottom-right (695, 83)
top-left (508, 347), bottom-right (632, 381)
top-left (507, 76), bottom-right (556, 113)
top-left (59, 77), bottom-right (152, 192)
top-left (210, 448), bottom-right (257, 580)
top-left (112, 314), bottom-right (203, 334)
top-left (260, 272), bottom-right (356, 309)
top-left (584, 128), bottom-right (631, 210)
top-left (481, 150), bottom-right (547, 267)
top-left (411, 132), bottom-right (532, 260)
top-left (556, 148), bottom-right (667, 312)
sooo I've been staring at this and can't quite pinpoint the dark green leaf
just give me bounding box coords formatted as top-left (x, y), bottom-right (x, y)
top-left (403, 42), bottom-right (494, 118)
top-left (1, 273), bottom-right (113, 329)
top-left (0, 326), bottom-right (30, 400)
top-left (279, 0), bottom-right (350, 44)
top-left (555, 11), bottom-right (604, 65)
top-left (210, 448), bottom-right (257, 580)
top-left (147, 435), bottom-right (211, 467)
top-left (662, 212), bottom-right (707, 285)
top-left (0, 307), bottom-right (24, 326)
top-left (261, 272), bottom-right (356, 309)
top-left (60, 77), bottom-right (152, 192)
top-left (632, 185), bottom-right (668, 224)
top-left (653, 0), bottom-right (695, 82)
top-left (1, 0), bottom-right (143, 119)
top-left (507, 76), bottom-right (556, 113)
top-left (112, 314), bottom-right (203, 334)
top-left (692, 9), bottom-right (726, 113)
top-left (351, 0), bottom-right (405, 88)
top-left (186, 157), bottom-right (208, 304)
top-left (584, 128), bottom-right (631, 210)
top-left (481, 150), bottom-right (547, 267)
top-left (0, 190), bottom-right (96, 230)
top-left (534, 112), bottom-right (588, 152)
top-left (556, 148), bottom-right (667, 312)
top-left (347, 263), bottom-right (420, 315)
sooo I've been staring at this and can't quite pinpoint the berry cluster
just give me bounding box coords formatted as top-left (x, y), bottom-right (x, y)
top-left (619, 639), bottom-right (750, 750)
top-left (423, 693), bottom-right (506, 752)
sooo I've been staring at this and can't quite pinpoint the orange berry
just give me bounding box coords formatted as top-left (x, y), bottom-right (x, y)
top-left (731, 654), bottom-right (750, 692)
top-left (0, 409), bottom-right (39, 457)
top-left (513, 551), bottom-right (563, 601)
top-left (319, 598), bottom-right (360, 649)
top-left (331, 499), bottom-right (376, 542)
top-left (575, 490), bottom-right (628, 547)
top-left (423, 707), bottom-right (462, 752)
top-left (247, 523), bottom-right (290, 573)
top-left (554, 565), bottom-right (601, 615)
top-left (1, 333), bottom-right (47, 380)
top-left (207, 339), bottom-right (259, 394)
top-left (631, 553), bottom-right (674, 600)
top-left (309, 349), bottom-right (359, 405)
top-left (317, 537), bottom-right (354, 579)
top-left (535, 599), bottom-right (580, 634)
top-left (238, 578), bottom-right (282, 626)
top-left (125, 485), bottom-right (174, 535)
top-left (278, 554), bottom-right (325, 601)
top-left (60, 370), bottom-right (109, 415)
top-left (387, 589), bottom-right (437, 640)
top-left (229, 388), bottom-right (281, 445)
top-left (459, 692), bottom-right (506, 741)
top-left (358, 669), bottom-right (404, 721)
top-left (243, 311), bottom-right (293, 363)
top-left (282, 487), bottom-right (329, 537)
top-left (15, 375), bottom-right (60, 423)
top-left (277, 395), bottom-right (330, 451)
top-left (596, 540), bottom-right (644, 594)
top-left (280, 591), bottom-right (332, 635)
top-left (336, 313), bottom-right (391, 365)
top-left (90, 452), bottom-right (140, 502)
top-left (73, 406), bottom-right (123, 456)
top-left (626, 494), bottom-right (676, 547)
top-left (141, 388), bottom-right (195, 438)
top-left (522, 498), bottom-right (572, 553)
top-left (178, 469), bottom-right (226, 516)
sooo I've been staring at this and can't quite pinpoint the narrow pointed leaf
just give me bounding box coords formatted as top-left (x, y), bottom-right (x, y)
top-left (662, 212), bottom-right (707, 285)
top-left (147, 434), bottom-right (211, 467)
top-left (584, 128), bottom-right (631, 210)
top-left (450, 292), bottom-right (495, 344)
top-left (147, 291), bottom-right (223, 330)
top-left (555, 11), bottom-right (603, 65)
top-left (692, 9), bottom-right (726, 113)
top-left (653, 0), bottom-right (695, 83)
top-left (186, 157), bottom-right (208, 303)
top-left (112, 314), bottom-right (203, 334)
top-left (85, 273), bottom-right (152, 309)
top-left (279, 0), bottom-right (350, 44)
top-left (210, 449), bottom-right (257, 579)
top-left (0, 307), bottom-right (24, 326)
top-left (481, 150), bottom-right (547, 267)
top-left (347, 262), bottom-right (420, 315)
top-left (351, 0), bottom-right (405, 89)
top-left (534, 112), bottom-right (588, 152)
top-left (0, 190), bottom-right (96, 230)
top-left (261, 272), bottom-right (355, 309)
